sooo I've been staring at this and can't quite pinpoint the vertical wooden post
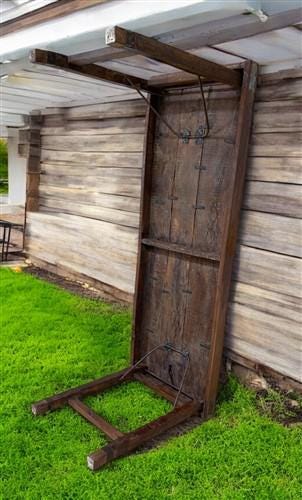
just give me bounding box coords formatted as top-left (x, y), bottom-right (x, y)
top-left (23, 112), bottom-right (42, 249)
top-left (203, 61), bottom-right (258, 417)
top-left (25, 112), bottom-right (42, 212)
top-left (131, 95), bottom-right (158, 363)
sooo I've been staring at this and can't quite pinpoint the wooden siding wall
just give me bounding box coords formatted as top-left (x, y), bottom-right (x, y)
top-left (25, 71), bottom-right (302, 382)
top-left (25, 100), bottom-right (146, 300)
top-left (227, 72), bottom-right (302, 382)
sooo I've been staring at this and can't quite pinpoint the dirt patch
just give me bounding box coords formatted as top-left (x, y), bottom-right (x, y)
top-left (25, 265), bottom-right (128, 307)
top-left (256, 386), bottom-right (302, 427)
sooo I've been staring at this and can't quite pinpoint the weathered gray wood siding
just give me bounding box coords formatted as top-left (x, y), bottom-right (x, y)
top-left (226, 73), bottom-right (302, 382)
top-left (25, 72), bottom-right (302, 382)
top-left (25, 100), bottom-right (145, 297)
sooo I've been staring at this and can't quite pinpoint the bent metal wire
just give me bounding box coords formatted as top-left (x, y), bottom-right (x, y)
top-left (125, 75), bottom-right (210, 142)
top-left (120, 342), bottom-right (191, 408)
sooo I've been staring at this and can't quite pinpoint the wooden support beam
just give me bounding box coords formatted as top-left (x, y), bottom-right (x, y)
top-left (68, 398), bottom-right (124, 440)
top-left (29, 49), bottom-right (154, 94)
top-left (31, 367), bottom-right (135, 415)
top-left (204, 60), bottom-right (258, 417)
top-left (148, 71), bottom-right (201, 89)
top-left (105, 26), bottom-right (242, 88)
top-left (87, 401), bottom-right (201, 470)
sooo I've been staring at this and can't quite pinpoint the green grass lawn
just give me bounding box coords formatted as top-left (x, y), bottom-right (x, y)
top-left (0, 268), bottom-right (301, 500)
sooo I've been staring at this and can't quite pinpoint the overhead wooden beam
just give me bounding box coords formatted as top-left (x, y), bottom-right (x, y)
top-left (70, 8), bottom-right (302, 66)
top-left (105, 26), bottom-right (241, 88)
top-left (0, 0), bottom-right (110, 37)
top-left (29, 49), bottom-right (155, 94)
top-left (148, 71), bottom-right (200, 89)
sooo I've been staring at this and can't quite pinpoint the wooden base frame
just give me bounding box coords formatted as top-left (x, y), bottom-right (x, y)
top-left (32, 367), bottom-right (201, 470)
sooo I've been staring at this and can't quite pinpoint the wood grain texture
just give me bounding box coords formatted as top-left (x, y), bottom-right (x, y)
top-left (226, 301), bottom-right (301, 382)
top-left (234, 245), bottom-right (302, 299)
top-left (41, 117), bottom-right (145, 136)
top-left (67, 100), bottom-right (146, 120)
top-left (243, 181), bottom-right (302, 218)
top-left (256, 78), bottom-right (302, 102)
top-left (41, 150), bottom-right (143, 167)
top-left (247, 157), bottom-right (302, 184)
top-left (249, 132), bottom-right (302, 157)
top-left (41, 134), bottom-right (144, 152)
top-left (240, 211), bottom-right (302, 258)
top-left (253, 100), bottom-right (302, 133)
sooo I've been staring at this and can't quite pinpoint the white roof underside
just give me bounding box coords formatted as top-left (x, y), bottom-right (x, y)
top-left (0, 0), bottom-right (301, 135)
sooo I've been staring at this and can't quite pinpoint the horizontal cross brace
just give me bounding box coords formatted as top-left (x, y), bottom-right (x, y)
top-left (142, 238), bottom-right (220, 262)
top-left (68, 397), bottom-right (124, 440)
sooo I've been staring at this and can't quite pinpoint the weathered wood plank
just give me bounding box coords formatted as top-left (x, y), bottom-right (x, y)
top-left (66, 100), bottom-right (146, 120)
top-left (233, 245), bottom-right (302, 299)
top-left (253, 100), bottom-right (302, 133)
top-left (39, 190), bottom-right (140, 213)
top-left (230, 281), bottom-right (301, 325)
top-left (243, 181), bottom-right (302, 218)
top-left (40, 176), bottom-right (141, 199)
top-left (40, 150), bottom-right (143, 167)
top-left (26, 212), bottom-right (138, 253)
top-left (40, 164), bottom-right (142, 178)
top-left (41, 134), bottom-right (144, 152)
top-left (256, 78), bottom-right (302, 102)
top-left (226, 301), bottom-right (302, 382)
top-left (259, 68), bottom-right (302, 85)
top-left (39, 172), bottom-right (140, 193)
top-left (27, 240), bottom-right (136, 294)
top-left (39, 199), bottom-right (139, 228)
top-left (246, 157), bottom-right (302, 184)
top-left (41, 117), bottom-right (145, 135)
top-left (240, 210), bottom-right (302, 258)
top-left (249, 132), bottom-right (302, 157)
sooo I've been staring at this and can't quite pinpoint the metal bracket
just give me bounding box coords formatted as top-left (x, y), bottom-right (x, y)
top-left (195, 125), bottom-right (207, 145)
top-left (194, 164), bottom-right (207, 171)
top-left (180, 128), bottom-right (191, 144)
